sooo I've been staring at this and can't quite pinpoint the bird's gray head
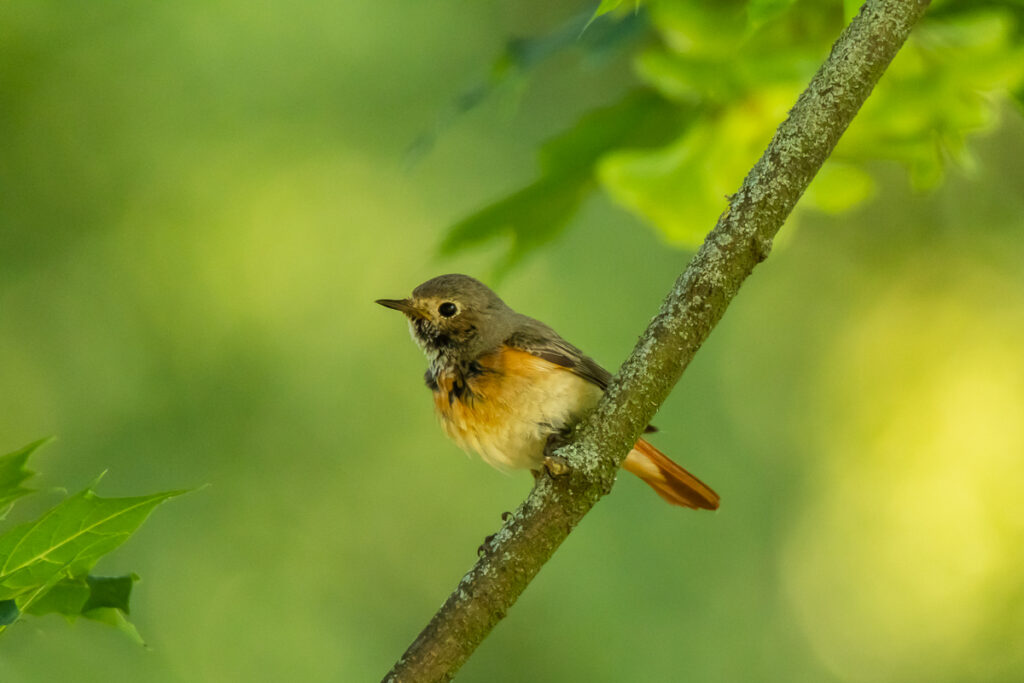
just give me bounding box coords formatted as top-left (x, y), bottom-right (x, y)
top-left (376, 274), bottom-right (516, 365)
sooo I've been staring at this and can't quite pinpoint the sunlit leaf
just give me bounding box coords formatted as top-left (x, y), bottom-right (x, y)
top-left (747, 0), bottom-right (798, 28)
top-left (837, 10), bottom-right (1024, 188)
top-left (0, 486), bottom-right (183, 613)
top-left (649, 1), bottom-right (750, 57)
top-left (636, 50), bottom-right (747, 104)
top-left (0, 438), bottom-right (47, 513)
top-left (599, 88), bottom-right (795, 245)
top-left (584, 0), bottom-right (632, 33)
top-left (599, 130), bottom-right (716, 245)
top-left (443, 0), bottom-right (1024, 274)
top-left (83, 606), bottom-right (145, 646)
top-left (802, 162), bottom-right (876, 215)
top-left (23, 576), bottom-right (89, 618)
top-left (593, 0), bottom-right (625, 18)
top-left (595, 2), bottom-right (1024, 245)
top-left (0, 436), bottom-right (184, 639)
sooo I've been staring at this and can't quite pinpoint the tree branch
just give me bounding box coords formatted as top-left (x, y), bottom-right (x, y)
top-left (384, 1), bottom-right (931, 680)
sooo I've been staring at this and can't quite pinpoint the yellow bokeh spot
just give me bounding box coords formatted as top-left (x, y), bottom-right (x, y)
top-left (783, 268), bottom-right (1024, 682)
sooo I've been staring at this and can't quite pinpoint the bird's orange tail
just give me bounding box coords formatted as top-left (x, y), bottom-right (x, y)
top-left (622, 438), bottom-right (719, 510)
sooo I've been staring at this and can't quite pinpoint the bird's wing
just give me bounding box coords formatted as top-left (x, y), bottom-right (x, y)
top-left (504, 317), bottom-right (658, 433)
top-left (504, 317), bottom-right (611, 390)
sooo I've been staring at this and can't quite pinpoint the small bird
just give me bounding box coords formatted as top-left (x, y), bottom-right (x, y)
top-left (376, 274), bottom-right (719, 510)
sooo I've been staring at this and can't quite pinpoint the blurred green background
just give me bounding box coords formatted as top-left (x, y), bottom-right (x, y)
top-left (1, 1), bottom-right (1023, 681)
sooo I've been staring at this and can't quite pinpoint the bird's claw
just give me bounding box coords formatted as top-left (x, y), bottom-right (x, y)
top-left (543, 454), bottom-right (570, 477)
top-left (542, 431), bottom-right (572, 477)
top-left (477, 532), bottom-right (497, 556)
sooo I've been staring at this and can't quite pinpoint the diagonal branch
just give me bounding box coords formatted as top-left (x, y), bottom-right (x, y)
top-left (384, 1), bottom-right (931, 681)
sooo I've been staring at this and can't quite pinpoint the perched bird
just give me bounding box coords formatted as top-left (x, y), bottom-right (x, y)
top-left (376, 274), bottom-right (719, 510)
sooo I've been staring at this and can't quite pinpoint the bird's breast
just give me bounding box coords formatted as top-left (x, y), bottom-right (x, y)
top-left (432, 347), bottom-right (602, 471)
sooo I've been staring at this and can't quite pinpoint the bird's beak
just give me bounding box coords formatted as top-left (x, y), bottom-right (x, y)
top-left (375, 298), bottom-right (427, 320)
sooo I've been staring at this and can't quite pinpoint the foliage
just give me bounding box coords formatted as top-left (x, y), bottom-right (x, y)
top-left (0, 439), bottom-right (39, 514)
top-left (439, 0), bottom-right (1024, 267)
top-left (439, 89), bottom-right (687, 275)
top-left (1, 1), bottom-right (1022, 678)
top-left (0, 439), bottom-right (182, 643)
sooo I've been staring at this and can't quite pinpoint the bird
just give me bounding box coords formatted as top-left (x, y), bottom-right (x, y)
top-left (376, 274), bottom-right (719, 510)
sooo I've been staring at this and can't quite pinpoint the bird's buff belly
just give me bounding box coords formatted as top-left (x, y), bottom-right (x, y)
top-left (432, 348), bottom-right (602, 472)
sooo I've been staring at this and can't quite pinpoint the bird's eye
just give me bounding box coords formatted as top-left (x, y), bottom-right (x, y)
top-left (438, 302), bottom-right (458, 318)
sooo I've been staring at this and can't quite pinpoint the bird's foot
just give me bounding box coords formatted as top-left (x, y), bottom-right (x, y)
top-left (543, 454), bottom-right (570, 477)
top-left (542, 431), bottom-right (571, 477)
top-left (477, 533), bottom-right (497, 557)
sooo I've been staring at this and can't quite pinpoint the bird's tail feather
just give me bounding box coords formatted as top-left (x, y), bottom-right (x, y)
top-left (622, 438), bottom-right (720, 510)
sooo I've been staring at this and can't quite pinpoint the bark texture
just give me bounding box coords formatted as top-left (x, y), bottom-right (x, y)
top-left (384, 1), bottom-right (931, 681)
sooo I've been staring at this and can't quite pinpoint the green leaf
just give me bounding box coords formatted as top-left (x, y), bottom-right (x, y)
top-left (835, 10), bottom-right (1024, 188)
top-left (0, 439), bottom-right (184, 639)
top-left (23, 576), bottom-right (89, 618)
top-left (593, 0), bottom-right (625, 18)
top-left (440, 89), bottom-right (685, 272)
top-left (83, 606), bottom-right (145, 646)
top-left (599, 131), bottom-right (713, 245)
top-left (24, 574), bottom-right (138, 617)
top-left (649, 1), bottom-right (751, 57)
top-left (599, 87), bottom-right (796, 245)
top-left (22, 574), bottom-right (144, 643)
top-left (82, 574), bottom-right (137, 614)
top-left (747, 0), bottom-right (798, 28)
top-left (802, 162), bottom-right (876, 215)
top-left (445, 0), bottom-right (1024, 273)
top-left (0, 600), bottom-right (17, 626)
top-left (601, 4), bottom-right (1024, 245)
top-left (0, 437), bottom-right (47, 513)
top-left (584, 0), bottom-right (627, 33)
top-left (0, 486), bottom-right (183, 612)
top-left (441, 176), bottom-right (594, 278)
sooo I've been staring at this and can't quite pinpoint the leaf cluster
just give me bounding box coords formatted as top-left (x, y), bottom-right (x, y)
top-left (0, 439), bottom-right (182, 643)
top-left (439, 0), bottom-right (1024, 269)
